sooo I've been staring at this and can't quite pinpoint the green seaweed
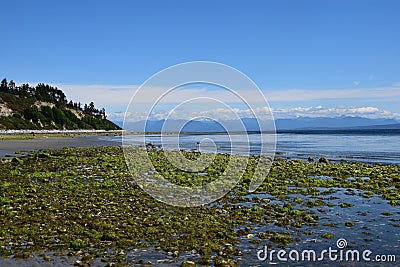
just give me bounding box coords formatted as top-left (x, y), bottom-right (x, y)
top-left (0, 146), bottom-right (399, 265)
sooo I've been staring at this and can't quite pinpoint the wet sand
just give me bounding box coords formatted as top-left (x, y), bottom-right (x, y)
top-left (0, 136), bottom-right (121, 157)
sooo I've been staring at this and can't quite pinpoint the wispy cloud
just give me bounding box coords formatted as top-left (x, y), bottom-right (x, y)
top-left (55, 84), bottom-right (138, 106)
top-left (392, 82), bottom-right (400, 87)
top-left (264, 86), bottom-right (400, 102)
top-left (271, 106), bottom-right (400, 119)
top-left (55, 83), bottom-right (400, 106)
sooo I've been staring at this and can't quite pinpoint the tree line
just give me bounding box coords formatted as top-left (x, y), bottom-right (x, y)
top-left (0, 78), bottom-right (106, 119)
top-left (0, 78), bottom-right (119, 130)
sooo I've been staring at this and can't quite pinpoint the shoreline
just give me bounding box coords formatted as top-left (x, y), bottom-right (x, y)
top-left (0, 135), bottom-right (122, 158)
top-left (1, 131), bottom-right (399, 165)
top-left (0, 129), bottom-right (124, 136)
top-left (0, 129), bottom-right (125, 141)
top-left (2, 135), bottom-right (399, 166)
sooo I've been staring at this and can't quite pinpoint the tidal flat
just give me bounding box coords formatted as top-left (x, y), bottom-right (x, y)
top-left (0, 146), bottom-right (399, 266)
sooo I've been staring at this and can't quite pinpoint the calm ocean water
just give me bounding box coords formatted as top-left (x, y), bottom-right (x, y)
top-left (117, 132), bottom-right (400, 164)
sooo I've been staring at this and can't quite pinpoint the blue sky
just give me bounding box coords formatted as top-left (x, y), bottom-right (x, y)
top-left (1, 0), bottom-right (400, 121)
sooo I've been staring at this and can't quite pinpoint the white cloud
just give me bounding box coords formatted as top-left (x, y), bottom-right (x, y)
top-left (111, 105), bottom-right (400, 122)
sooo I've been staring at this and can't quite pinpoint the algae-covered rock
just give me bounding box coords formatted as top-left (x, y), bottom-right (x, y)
top-left (318, 156), bottom-right (329, 164)
top-left (11, 157), bottom-right (23, 164)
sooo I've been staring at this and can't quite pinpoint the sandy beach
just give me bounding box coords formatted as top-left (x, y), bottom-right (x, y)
top-left (0, 136), bottom-right (121, 157)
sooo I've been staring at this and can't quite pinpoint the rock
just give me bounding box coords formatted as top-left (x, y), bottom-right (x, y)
top-left (308, 157), bottom-right (314, 162)
top-left (320, 233), bottom-right (334, 239)
top-left (43, 254), bottom-right (54, 261)
top-left (318, 156), bottom-right (329, 164)
top-left (37, 152), bottom-right (51, 158)
top-left (74, 260), bottom-right (85, 266)
top-left (181, 260), bottom-right (196, 267)
top-left (11, 157), bottom-right (23, 164)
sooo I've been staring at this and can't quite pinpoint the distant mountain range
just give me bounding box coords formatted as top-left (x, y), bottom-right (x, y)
top-left (120, 116), bottom-right (400, 132)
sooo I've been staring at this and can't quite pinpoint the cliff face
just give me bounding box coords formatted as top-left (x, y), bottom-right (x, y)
top-left (0, 79), bottom-right (120, 130)
top-left (0, 102), bottom-right (13, 117)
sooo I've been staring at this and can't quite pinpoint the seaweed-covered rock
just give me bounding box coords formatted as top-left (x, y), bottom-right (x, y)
top-left (318, 156), bottom-right (329, 164)
top-left (11, 157), bottom-right (23, 164)
top-left (37, 152), bottom-right (52, 158)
